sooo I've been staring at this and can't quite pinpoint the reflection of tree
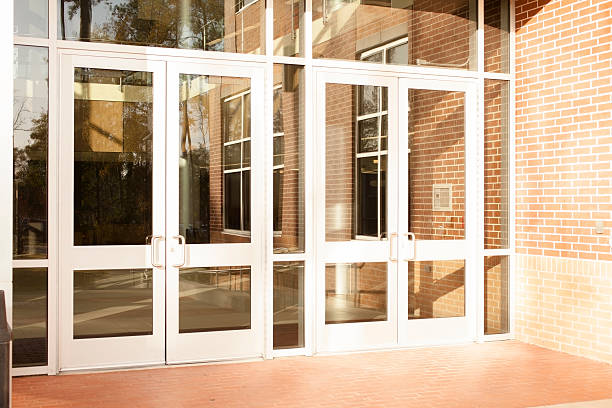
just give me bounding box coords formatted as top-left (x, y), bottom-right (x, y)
top-left (59, 0), bottom-right (225, 50)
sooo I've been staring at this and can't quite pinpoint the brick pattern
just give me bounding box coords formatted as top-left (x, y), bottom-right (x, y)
top-left (516, 254), bottom-right (612, 364)
top-left (325, 263), bottom-right (387, 314)
top-left (515, 0), bottom-right (612, 261)
top-left (484, 255), bottom-right (509, 334)
top-left (408, 259), bottom-right (465, 318)
top-left (484, 0), bottom-right (510, 73)
top-left (15, 342), bottom-right (612, 408)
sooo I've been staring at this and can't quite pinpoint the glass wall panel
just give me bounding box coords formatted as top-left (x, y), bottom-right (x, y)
top-left (13, 46), bottom-right (49, 259)
top-left (408, 89), bottom-right (465, 240)
top-left (326, 83), bottom-right (388, 241)
top-left (484, 256), bottom-right (509, 334)
top-left (179, 266), bottom-right (251, 332)
top-left (408, 260), bottom-right (465, 319)
top-left (179, 74), bottom-right (252, 244)
top-left (58, 0), bottom-right (265, 54)
top-left (325, 262), bottom-right (387, 324)
top-left (74, 68), bottom-right (153, 246)
top-left (12, 268), bottom-right (47, 368)
top-left (484, 79), bottom-right (509, 249)
top-left (73, 269), bottom-right (153, 339)
top-left (274, 0), bottom-right (304, 56)
top-left (14, 0), bottom-right (48, 37)
top-left (484, 0), bottom-right (510, 73)
top-left (273, 262), bottom-right (304, 349)
top-left (312, 0), bottom-right (477, 70)
top-left (273, 65), bottom-right (305, 253)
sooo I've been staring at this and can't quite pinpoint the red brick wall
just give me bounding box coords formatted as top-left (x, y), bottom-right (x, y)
top-left (515, 0), bottom-right (612, 261)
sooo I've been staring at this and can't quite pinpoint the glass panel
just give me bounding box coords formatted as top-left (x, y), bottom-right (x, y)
top-left (484, 256), bottom-right (509, 334)
top-left (313, 0), bottom-right (477, 70)
top-left (485, 0), bottom-right (510, 73)
top-left (274, 0), bottom-right (304, 57)
top-left (408, 260), bottom-right (465, 319)
top-left (73, 269), bottom-right (153, 339)
top-left (408, 89), bottom-right (465, 240)
top-left (326, 263), bottom-right (387, 324)
top-left (13, 46), bottom-right (48, 259)
top-left (485, 80), bottom-right (510, 249)
top-left (12, 268), bottom-right (47, 368)
top-left (179, 74), bottom-right (251, 243)
top-left (179, 266), bottom-right (251, 333)
top-left (14, 0), bottom-right (48, 37)
top-left (273, 262), bottom-right (304, 349)
top-left (326, 83), bottom-right (387, 241)
top-left (74, 68), bottom-right (153, 246)
top-left (273, 65), bottom-right (305, 254)
top-left (58, 0), bottom-right (265, 54)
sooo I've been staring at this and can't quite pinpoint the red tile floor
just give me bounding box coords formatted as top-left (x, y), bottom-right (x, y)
top-left (13, 341), bottom-right (612, 408)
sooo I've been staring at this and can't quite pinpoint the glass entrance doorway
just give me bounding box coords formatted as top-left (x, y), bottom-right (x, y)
top-left (58, 53), bottom-right (265, 370)
top-left (315, 71), bottom-right (478, 352)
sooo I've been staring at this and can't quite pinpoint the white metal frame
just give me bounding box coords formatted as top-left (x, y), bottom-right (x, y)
top-left (9, 0), bottom-right (515, 375)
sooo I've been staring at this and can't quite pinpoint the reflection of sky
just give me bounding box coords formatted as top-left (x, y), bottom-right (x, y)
top-left (13, 46), bottom-right (48, 149)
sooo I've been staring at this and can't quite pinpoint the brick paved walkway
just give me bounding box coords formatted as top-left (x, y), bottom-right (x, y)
top-left (13, 341), bottom-right (612, 408)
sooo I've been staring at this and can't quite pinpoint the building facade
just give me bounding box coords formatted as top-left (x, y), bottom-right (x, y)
top-left (1, 0), bottom-right (609, 375)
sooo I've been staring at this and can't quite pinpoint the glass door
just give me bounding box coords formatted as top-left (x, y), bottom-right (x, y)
top-left (315, 71), bottom-right (399, 352)
top-left (397, 78), bottom-right (478, 346)
top-left (59, 54), bottom-right (167, 370)
top-left (165, 61), bottom-right (265, 363)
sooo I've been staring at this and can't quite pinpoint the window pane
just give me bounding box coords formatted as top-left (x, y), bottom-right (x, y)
top-left (73, 269), bottom-right (153, 339)
top-left (485, 80), bottom-right (510, 249)
top-left (326, 83), bottom-right (387, 241)
top-left (485, 256), bottom-right (509, 334)
top-left (274, 0), bottom-right (304, 57)
top-left (242, 171), bottom-right (251, 230)
top-left (58, 0), bottom-right (265, 54)
top-left (408, 89), bottom-right (465, 240)
top-left (408, 260), bottom-right (465, 319)
top-left (273, 262), bottom-right (304, 349)
top-left (12, 268), bottom-right (47, 368)
top-left (273, 65), bottom-right (305, 254)
top-left (74, 68), bottom-right (153, 246)
top-left (13, 46), bottom-right (48, 259)
top-left (313, 0), bottom-right (477, 70)
top-left (485, 0), bottom-right (510, 73)
top-left (179, 75), bottom-right (251, 244)
top-left (326, 263), bottom-right (387, 324)
top-left (179, 266), bottom-right (251, 333)
top-left (15, 0), bottom-right (48, 37)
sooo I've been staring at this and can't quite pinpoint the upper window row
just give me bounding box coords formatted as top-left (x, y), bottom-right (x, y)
top-left (15, 0), bottom-right (510, 73)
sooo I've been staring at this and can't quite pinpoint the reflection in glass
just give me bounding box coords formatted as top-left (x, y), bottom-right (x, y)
top-left (485, 256), bottom-right (509, 334)
top-left (273, 262), bottom-right (304, 349)
top-left (13, 46), bottom-right (49, 259)
top-left (179, 74), bottom-right (251, 244)
top-left (74, 68), bottom-right (153, 246)
top-left (408, 260), bottom-right (465, 319)
top-left (484, 80), bottom-right (509, 249)
top-left (326, 83), bottom-right (388, 241)
top-left (58, 0), bottom-right (265, 54)
top-left (408, 89), bottom-right (465, 240)
top-left (15, 0), bottom-right (48, 37)
top-left (326, 263), bottom-right (387, 324)
top-left (179, 266), bottom-right (251, 333)
top-left (485, 0), bottom-right (510, 73)
top-left (12, 268), bottom-right (47, 367)
top-left (274, 0), bottom-right (304, 56)
top-left (73, 269), bottom-right (153, 339)
top-left (313, 0), bottom-right (477, 70)
top-left (273, 65), bottom-right (305, 253)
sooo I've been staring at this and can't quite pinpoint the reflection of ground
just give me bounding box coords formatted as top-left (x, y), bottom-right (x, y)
top-left (325, 295), bottom-right (386, 324)
top-left (13, 288), bottom-right (47, 367)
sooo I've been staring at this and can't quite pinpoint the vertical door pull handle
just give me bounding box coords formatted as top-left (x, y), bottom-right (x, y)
top-left (148, 235), bottom-right (163, 268)
top-left (389, 232), bottom-right (398, 262)
top-left (403, 232), bottom-right (416, 261)
top-left (172, 235), bottom-right (186, 268)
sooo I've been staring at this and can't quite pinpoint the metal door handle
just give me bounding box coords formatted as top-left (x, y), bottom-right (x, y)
top-left (403, 232), bottom-right (416, 261)
top-left (148, 235), bottom-right (163, 268)
top-left (172, 235), bottom-right (186, 268)
top-left (389, 232), bottom-right (398, 262)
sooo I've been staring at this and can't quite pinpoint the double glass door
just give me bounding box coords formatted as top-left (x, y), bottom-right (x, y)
top-left (59, 53), bottom-right (265, 370)
top-left (316, 71), bottom-right (478, 352)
